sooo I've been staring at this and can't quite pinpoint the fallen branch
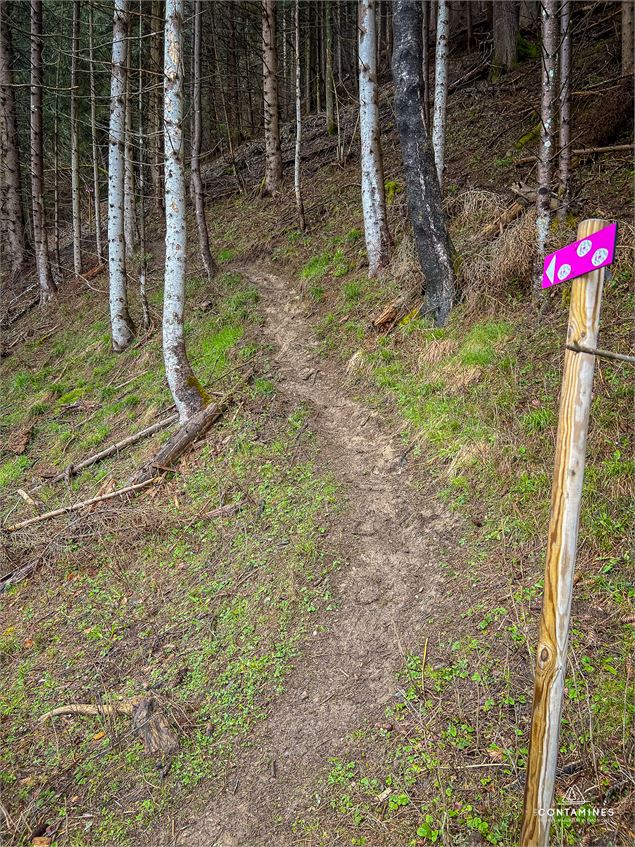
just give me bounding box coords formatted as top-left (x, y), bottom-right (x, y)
top-left (201, 502), bottom-right (245, 519)
top-left (40, 698), bottom-right (142, 722)
top-left (515, 143), bottom-right (634, 165)
top-left (49, 414), bottom-right (178, 484)
top-left (40, 694), bottom-right (179, 755)
top-left (131, 377), bottom-right (251, 485)
top-left (2, 478), bottom-right (157, 533)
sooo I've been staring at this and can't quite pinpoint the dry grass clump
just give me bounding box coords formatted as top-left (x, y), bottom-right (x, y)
top-left (446, 189), bottom-right (507, 231)
top-left (390, 232), bottom-right (422, 290)
top-left (614, 220), bottom-right (635, 281)
top-left (345, 349), bottom-right (372, 378)
top-left (439, 363), bottom-right (482, 393)
top-left (418, 338), bottom-right (458, 366)
top-left (445, 440), bottom-right (492, 477)
top-left (456, 207), bottom-right (537, 306)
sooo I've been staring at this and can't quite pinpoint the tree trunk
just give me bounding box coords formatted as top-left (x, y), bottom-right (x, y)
top-left (359, 0), bottom-right (391, 277)
top-left (282, 1), bottom-right (289, 121)
top-left (108, 0), bottom-right (135, 350)
top-left (138, 0), bottom-right (150, 330)
top-left (431, 0), bottom-right (449, 187)
top-left (519, 0), bottom-right (539, 31)
top-left (70, 0), bottom-right (82, 275)
top-left (53, 54), bottom-right (62, 277)
top-left (294, 0), bottom-right (305, 231)
top-left (30, 0), bottom-right (56, 303)
top-left (622, 1), bottom-right (634, 76)
top-left (558, 0), bottom-right (571, 221)
top-left (535, 0), bottom-right (558, 296)
top-left (191, 0), bottom-right (215, 280)
top-left (492, 1), bottom-right (519, 77)
top-left (89, 3), bottom-right (103, 263)
top-left (316, 0), bottom-right (323, 112)
top-left (124, 23), bottom-right (137, 259)
top-left (262, 0), bottom-right (283, 195)
top-left (163, 0), bottom-right (206, 422)
top-left (303, 2), bottom-right (311, 113)
top-left (421, 0), bottom-right (430, 127)
top-left (227, 10), bottom-right (242, 145)
top-left (149, 0), bottom-right (164, 216)
top-left (393, 0), bottom-right (454, 326)
top-left (325, 0), bottom-right (335, 134)
top-left (0, 0), bottom-right (26, 276)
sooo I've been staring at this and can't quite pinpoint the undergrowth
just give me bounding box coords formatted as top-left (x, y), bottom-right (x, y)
top-left (0, 268), bottom-right (339, 846)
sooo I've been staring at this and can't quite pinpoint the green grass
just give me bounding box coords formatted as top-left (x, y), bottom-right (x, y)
top-left (0, 267), bottom-right (340, 846)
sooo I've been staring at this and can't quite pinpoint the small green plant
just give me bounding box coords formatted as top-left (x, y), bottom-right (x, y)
top-left (521, 407), bottom-right (556, 433)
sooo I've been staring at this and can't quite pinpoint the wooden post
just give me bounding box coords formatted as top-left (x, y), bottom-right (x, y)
top-left (520, 219), bottom-right (606, 846)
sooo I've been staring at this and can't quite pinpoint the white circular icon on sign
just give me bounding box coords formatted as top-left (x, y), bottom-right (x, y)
top-left (576, 239), bottom-right (592, 257)
top-left (557, 263), bottom-right (571, 281)
top-left (591, 248), bottom-right (608, 267)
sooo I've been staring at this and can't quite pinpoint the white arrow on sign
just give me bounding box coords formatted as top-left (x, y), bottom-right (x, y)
top-left (546, 255), bottom-right (556, 285)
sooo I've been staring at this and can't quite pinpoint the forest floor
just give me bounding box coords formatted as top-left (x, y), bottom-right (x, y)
top-left (1, 28), bottom-right (634, 847)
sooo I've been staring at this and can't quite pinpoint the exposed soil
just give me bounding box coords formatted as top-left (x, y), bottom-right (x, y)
top-left (161, 267), bottom-right (465, 847)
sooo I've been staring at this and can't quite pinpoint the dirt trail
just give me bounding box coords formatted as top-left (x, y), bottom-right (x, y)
top-left (169, 268), bottom-right (463, 847)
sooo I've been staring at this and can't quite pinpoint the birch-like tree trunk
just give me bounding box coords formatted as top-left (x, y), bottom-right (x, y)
top-left (137, 0), bottom-right (150, 330)
top-left (262, 0), bottom-right (283, 195)
top-left (622, 1), bottom-right (634, 76)
top-left (190, 0), bottom-right (215, 280)
top-left (163, 0), bottom-right (206, 422)
top-left (431, 0), bottom-right (449, 187)
top-left (294, 0), bottom-right (305, 231)
top-left (492, 1), bottom-right (519, 78)
top-left (89, 3), bottom-right (103, 263)
top-left (535, 0), bottom-right (558, 295)
top-left (0, 0), bottom-right (26, 276)
top-left (70, 0), bottom-right (82, 275)
top-left (108, 0), bottom-right (135, 350)
top-left (325, 0), bottom-right (335, 135)
top-left (557, 0), bottom-right (571, 221)
top-left (359, 0), bottom-right (391, 277)
top-left (30, 0), bottom-right (56, 303)
top-left (393, 0), bottom-right (454, 326)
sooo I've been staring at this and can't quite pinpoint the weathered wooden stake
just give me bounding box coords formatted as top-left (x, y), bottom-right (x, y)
top-left (521, 219), bottom-right (606, 846)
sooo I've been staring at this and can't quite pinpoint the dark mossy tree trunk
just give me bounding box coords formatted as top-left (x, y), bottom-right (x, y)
top-left (622, 0), bottom-right (634, 76)
top-left (0, 0), bottom-right (26, 277)
top-left (392, 0), bottom-right (455, 326)
top-left (492, 0), bottom-right (519, 78)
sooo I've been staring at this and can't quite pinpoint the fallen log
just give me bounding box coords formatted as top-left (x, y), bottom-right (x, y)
top-left (130, 379), bottom-right (249, 485)
top-left (479, 200), bottom-right (526, 238)
top-left (2, 478), bottom-right (156, 533)
top-left (49, 414), bottom-right (178, 484)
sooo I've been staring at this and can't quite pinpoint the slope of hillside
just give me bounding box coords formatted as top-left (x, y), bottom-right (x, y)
top-left (0, 28), bottom-right (633, 847)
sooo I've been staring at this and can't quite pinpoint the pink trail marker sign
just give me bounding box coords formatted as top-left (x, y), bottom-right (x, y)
top-left (542, 222), bottom-right (617, 289)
